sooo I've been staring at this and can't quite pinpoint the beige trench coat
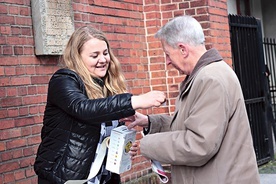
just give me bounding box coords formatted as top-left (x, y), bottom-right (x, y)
top-left (140, 50), bottom-right (260, 184)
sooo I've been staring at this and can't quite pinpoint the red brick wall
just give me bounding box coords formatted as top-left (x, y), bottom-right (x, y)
top-left (0, 0), bottom-right (231, 183)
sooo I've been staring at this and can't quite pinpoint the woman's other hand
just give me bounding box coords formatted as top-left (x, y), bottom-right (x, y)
top-left (131, 91), bottom-right (166, 109)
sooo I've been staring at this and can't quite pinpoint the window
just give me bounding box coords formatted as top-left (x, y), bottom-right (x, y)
top-left (236, 0), bottom-right (250, 16)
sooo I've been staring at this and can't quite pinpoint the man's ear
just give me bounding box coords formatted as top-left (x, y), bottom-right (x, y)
top-left (178, 43), bottom-right (188, 57)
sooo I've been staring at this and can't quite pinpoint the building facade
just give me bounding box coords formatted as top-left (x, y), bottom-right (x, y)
top-left (0, 0), bottom-right (232, 183)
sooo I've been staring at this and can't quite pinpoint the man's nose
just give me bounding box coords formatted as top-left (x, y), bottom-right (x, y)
top-left (166, 58), bottom-right (171, 65)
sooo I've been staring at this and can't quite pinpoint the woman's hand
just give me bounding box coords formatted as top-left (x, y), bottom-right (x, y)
top-left (131, 91), bottom-right (166, 109)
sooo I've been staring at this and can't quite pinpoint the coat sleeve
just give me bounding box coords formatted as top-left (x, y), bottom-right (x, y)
top-left (47, 70), bottom-right (135, 124)
top-left (140, 72), bottom-right (230, 166)
top-left (148, 114), bottom-right (172, 133)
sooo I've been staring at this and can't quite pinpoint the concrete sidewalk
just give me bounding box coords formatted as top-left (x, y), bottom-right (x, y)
top-left (259, 174), bottom-right (276, 184)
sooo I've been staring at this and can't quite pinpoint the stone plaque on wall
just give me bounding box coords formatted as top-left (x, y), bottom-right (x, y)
top-left (31, 0), bottom-right (74, 55)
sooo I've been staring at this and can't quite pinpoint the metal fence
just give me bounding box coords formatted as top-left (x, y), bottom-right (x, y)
top-left (229, 14), bottom-right (274, 165)
top-left (263, 38), bottom-right (276, 144)
top-left (264, 38), bottom-right (276, 121)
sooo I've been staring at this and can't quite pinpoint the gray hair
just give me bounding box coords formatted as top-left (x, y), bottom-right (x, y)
top-left (155, 15), bottom-right (205, 48)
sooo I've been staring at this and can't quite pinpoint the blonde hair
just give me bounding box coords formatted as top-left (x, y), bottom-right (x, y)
top-left (62, 26), bottom-right (127, 99)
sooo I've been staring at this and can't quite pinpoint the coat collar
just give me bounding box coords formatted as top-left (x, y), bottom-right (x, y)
top-left (93, 77), bottom-right (104, 87)
top-left (179, 48), bottom-right (223, 97)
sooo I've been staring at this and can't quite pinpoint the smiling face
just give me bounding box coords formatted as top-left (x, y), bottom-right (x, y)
top-left (80, 38), bottom-right (110, 78)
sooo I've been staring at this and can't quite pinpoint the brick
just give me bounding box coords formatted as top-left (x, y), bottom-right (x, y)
top-left (145, 12), bottom-right (161, 19)
top-left (17, 86), bottom-right (28, 96)
top-left (33, 115), bottom-right (43, 124)
top-left (13, 149), bottom-right (24, 159)
top-left (19, 6), bottom-right (30, 16)
top-left (20, 157), bottom-right (35, 167)
top-left (185, 8), bottom-right (196, 15)
top-left (27, 86), bottom-right (37, 95)
top-left (10, 76), bottom-right (31, 85)
top-left (11, 26), bottom-right (21, 35)
top-left (152, 85), bottom-right (168, 91)
top-left (21, 27), bottom-right (32, 36)
top-left (197, 7), bottom-right (208, 14)
top-left (179, 2), bottom-right (190, 9)
top-left (29, 105), bottom-right (42, 115)
top-left (25, 167), bottom-right (36, 177)
top-left (6, 138), bottom-right (27, 149)
top-left (0, 15), bottom-right (14, 24)
top-left (0, 118), bottom-right (15, 130)
top-left (161, 4), bottom-right (177, 11)
top-left (0, 109), bottom-right (8, 119)
top-left (1, 97), bottom-right (22, 108)
top-left (23, 96), bottom-right (44, 105)
top-left (0, 128), bottom-right (21, 141)
top-left (25, 37), bottom-right (34, 45)
top-left (136, 72), bottom-right (148, 79)
top-left (7, 108), bottom-right (20, 118)
top-left (21, 127), bottom-right (31, 137)
top-left (15, 117), bottom-right (35, 127)
top-left (0, 66), bottom-right (5, 76)
top-left (19, 107), bottom-right (29, 116)
top-left (15, 170), bottom-right (25, 180)
top-left (0, 161), bottom-right (20, 173)
top-left (0, 141), bottom-right (6, 151)
top-left (191, 0), bottom-right (208, 7)
top-left (19, 56), bottom-right (39, 65)
top-left (23, 46), bottom-right (34, 55)
top-left (209, 7), bottom-right (228, 16)
top-left (5, 67), bottom-right (16, 76)
top-left (15, 17), bottom-right (32, 26)
top-left (0, 4), bottom-right (8, 14)
top-left (31, 76), bottom-right (50, 84)
top-left (9, 5), bottom-right (19, 15)
top-left (0, 56), bottom-right (19, 65)
top-left (0, 25), bottom-right (11, 34)
top-left (27, 135), bottom-right (41, 145)
top-left (3, 172), bottom-right (15, 183)
top-left (14, 46), bottom-right (24, 55)
top-left (23, 146), bottom-right (36, 157)
top-left (1, 150), bottom-right (13, 161)
top-left (7, 36), bottom-right (24, 45)
top-left (3, 45), bottom-right (13, 55)
top-left (144, 4), bottom-right (159, 12)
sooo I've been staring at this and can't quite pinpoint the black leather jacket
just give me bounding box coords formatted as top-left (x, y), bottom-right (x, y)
top-left (34, 68), bottom-right (135, 183)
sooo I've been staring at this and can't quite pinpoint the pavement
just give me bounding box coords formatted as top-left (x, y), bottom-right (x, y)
top-left (259, 174), bottom-right (276, 184)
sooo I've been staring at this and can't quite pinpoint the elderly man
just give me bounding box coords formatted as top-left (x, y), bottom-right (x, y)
top-left (127, 15), bottom-right (260, 184)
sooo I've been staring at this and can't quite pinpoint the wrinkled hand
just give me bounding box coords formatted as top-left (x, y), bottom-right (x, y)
top-left (120, 112), bottom-right (149, 130)
top-left (131, 91), bottom-right (166, 109)
top-left (129, 141), bottom-right (139, 160)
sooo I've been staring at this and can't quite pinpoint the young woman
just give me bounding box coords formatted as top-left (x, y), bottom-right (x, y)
top-left (34, 26), bottom-right (166, 184)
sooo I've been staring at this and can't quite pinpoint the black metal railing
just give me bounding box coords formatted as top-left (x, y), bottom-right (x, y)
top-left (263, 38), bottom-right (276, 146)
top-left (229, 14), bottom-right (274, 165)
top-left (264, 38), bottom-right (276, 121)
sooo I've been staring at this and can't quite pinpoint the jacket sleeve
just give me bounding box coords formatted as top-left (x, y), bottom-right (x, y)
top-left (148, 114), bottom-right (172, 133)
top-left (47, 69), bottom-right (135, 124)
top-left (140, 71), bottom-right (230, 166)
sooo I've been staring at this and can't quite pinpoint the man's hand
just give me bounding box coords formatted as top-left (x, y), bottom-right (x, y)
top-left (129, 141), bottom-right (139, 160)
top-left (120, 112), bottom-right (149, 129)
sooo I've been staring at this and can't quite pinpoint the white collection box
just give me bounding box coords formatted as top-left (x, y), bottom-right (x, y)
top-left (106, 125), bottom-right (136, 174)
